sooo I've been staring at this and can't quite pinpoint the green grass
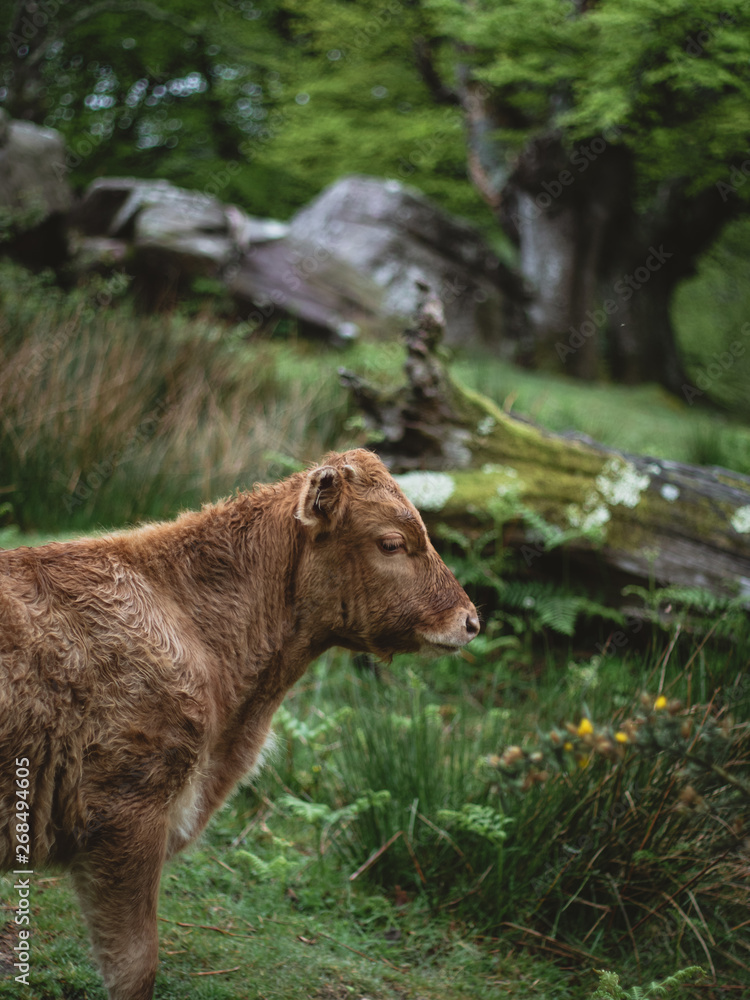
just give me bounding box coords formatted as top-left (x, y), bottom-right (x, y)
top-left (2, 636), bottom-right (745, 999)
top-left (1, 853), bottom-right (541, 1000)
top-left (451, 356), bottom-right (750, 474)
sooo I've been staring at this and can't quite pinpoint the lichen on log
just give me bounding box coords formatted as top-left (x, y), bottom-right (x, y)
top-left (340, 287), bottom-right (750, 599)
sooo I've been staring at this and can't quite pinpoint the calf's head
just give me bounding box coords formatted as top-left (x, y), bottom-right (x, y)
top-left (295, 449), bottom-right (479, 659)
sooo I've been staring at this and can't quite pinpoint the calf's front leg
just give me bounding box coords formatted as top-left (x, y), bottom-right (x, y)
top-left (71, 824), bottom-right (166, 1000)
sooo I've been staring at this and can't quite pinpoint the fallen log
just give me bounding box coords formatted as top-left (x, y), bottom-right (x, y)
top-left (340, 286), bottom-right (750, 600)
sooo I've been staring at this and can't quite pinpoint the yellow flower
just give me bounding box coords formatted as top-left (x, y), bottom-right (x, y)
top-left (577, 717), bottom-right (593, 737)
top-left (654, 695), bottom-right (667, 711)
top-left (563, 741), bottom-right (573, 751)
top-left (615, 732), bottom-right (628, 744)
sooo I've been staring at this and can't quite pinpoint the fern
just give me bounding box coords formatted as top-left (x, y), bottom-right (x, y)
top-left (515, 501), bottom-right (600, 550)
top-left (622, 584), bottom-right (724, 615)
top-left (438, 498), bottom-right (626, 639)
top-left (437, 804), bottom-right (513, 846)
top-left (436, 523), bottom-right (507, 592)
top-left (281, 790), bottom-right (393, 854)
top-left (621, 583), bottom-right (749, 642)
top-left (273, 704), bottom-right (353, 747)
top-left (500, 581), bottom-right (624, 637)
top-left (588, 966), bottom-right (705, 999)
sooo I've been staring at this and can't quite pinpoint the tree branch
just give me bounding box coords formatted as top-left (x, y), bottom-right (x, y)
top-left (411, 36), bottom-right (460, 105)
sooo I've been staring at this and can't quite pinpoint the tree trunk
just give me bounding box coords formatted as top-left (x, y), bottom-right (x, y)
top-left (497, 134), bottom-right (693, 391)
top-left (5, 1), bottom-right (51, 123)
top-left (341, 290), bottom-right (750, 600)
top-left (446, 77), bottom-right (736, 394)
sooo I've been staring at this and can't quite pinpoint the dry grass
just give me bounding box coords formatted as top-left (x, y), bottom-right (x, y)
top-left (0, 273), bottom-right (353, 531)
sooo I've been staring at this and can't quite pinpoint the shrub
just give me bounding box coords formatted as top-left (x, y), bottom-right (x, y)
top-left (274, 665), bottom-right (749, 983)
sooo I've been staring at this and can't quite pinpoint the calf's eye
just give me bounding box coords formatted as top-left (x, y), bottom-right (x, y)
top-left (378, 535), bottom-right (404, 553)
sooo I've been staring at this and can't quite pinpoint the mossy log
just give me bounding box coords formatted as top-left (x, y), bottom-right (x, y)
top-left (340, 288), bottom-right (750, 600)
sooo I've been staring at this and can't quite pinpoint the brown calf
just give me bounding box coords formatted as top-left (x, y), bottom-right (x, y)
top-left (0, 448), bottom-right (478, 1000)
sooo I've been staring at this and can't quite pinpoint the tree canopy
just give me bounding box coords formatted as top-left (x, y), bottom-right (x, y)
top-left (0, 0), bottom-right (482, 221)
top-left (3, 1), bottom-right (749, 220)
top-left (426, 0), bottom-right (750, 194)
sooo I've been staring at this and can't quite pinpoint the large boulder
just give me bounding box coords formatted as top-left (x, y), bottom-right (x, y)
top-left (0, 109), bottom-right (72, 266)
top-left (230, 176), bottom-right (514, 346)
top-left (69, 176), bottom-right (287, 305)
top-left (227, 234), bottom-right (387, 341)
top-left (70, 173), bottom-right (514, 345)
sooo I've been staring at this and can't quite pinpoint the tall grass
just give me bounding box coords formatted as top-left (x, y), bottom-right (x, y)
top-left (0, 264), bottom-right (356, 531)
top-left (263, 624), bottom-right (750, 987)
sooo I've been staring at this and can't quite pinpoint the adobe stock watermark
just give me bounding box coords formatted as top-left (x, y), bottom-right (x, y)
top-left (225, 234), bottom-right (341, 336)
top-left (52, 119), bottom-right (109, 182)
top-left (12, 756), bottom-right (34, 987)
top-left (555, 245), bottom-right (673, 363)
top-left (229, 235), bottom-right (486, 339)
top-left (681, 321), bottom-right (749, 405)
top-left (716, 156), bottom-right (750, 203)
top-left (20, 273), bottom-right (129, 382)
top-left (508, 124), bottom-right (624, 229)
top-left (8, 0), bottom-right (71, 57)
top-left (52, 64), bottom-right (242, 200)
top-left (19, 316), bottom-right (76, 384)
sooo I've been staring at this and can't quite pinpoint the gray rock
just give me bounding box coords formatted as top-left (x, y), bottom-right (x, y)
top-left (0, 109), bottom-right (72, 218)
top-left (284, 175), bottom-right (511, 346)
top-left (69, 173), bottom-right (512, 346)
top-left (227, 234), bottom-right (389, 342)
top-left (70, 176), bottom-right (286, 278)
top-left (0, 110), bottom-right (72, 265)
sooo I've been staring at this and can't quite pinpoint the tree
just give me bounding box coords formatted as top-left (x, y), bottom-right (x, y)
top-left (0, 0), bottom-right (483, 220)
top-left (0, 0), bottom-right (310, 217)
top-left (284, 0), bottom-right (750, 393)
top-left (435, 0), bottom-right (750, 391)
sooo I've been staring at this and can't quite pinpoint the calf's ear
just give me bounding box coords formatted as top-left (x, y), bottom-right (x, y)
top-left (296, 464), bottom-right (353, 527)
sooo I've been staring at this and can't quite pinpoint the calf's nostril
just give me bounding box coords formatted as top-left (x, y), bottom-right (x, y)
top-left (465, 613), bottom-right (480, 638)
